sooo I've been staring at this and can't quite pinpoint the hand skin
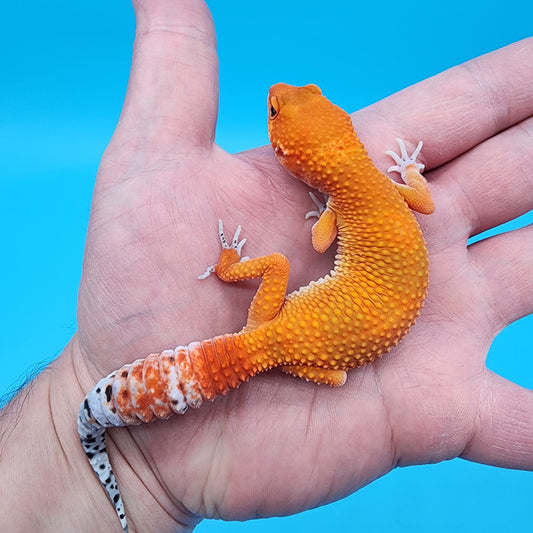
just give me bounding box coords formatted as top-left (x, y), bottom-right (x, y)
top-left (2, 1), bottom-right (533, 531)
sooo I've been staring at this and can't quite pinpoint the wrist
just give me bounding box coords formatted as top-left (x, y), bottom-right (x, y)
top-left (0, 341), bottom-right (122, 531)
top-left (0, 337), bottom-right (201, 532)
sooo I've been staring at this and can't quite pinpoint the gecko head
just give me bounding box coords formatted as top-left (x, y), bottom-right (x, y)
top-left (267, 83), bottom-right (355, 187)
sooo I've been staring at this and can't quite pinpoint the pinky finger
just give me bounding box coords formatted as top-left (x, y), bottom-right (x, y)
top-left (461, 372), bottom-right (533, 470)
top-left (469, 223), bottom-right (533, 329)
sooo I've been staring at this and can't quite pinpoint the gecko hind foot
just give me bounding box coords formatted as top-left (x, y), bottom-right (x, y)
top-left (282, 364), bottom-right (347, 386)
top-left (198, 219), bottom-right (249, 279)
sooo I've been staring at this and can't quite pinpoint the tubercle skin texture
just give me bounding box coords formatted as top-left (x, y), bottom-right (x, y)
top-left (259, 83), bottom-right (432, 379)
top-left (78, 83), bottom-right (434, 532)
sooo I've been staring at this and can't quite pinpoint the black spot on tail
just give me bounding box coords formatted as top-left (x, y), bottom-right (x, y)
top-left (83, 398), bottom-right (92, 418)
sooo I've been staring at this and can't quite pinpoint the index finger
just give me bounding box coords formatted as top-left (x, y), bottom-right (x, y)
top-left (354, 37), bottom-right (533, 171)
top-left (353, 38), bottom-right (533, 243)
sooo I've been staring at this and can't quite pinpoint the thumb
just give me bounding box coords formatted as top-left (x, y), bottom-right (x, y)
top-left (110, 0), bottom-right (219, 161)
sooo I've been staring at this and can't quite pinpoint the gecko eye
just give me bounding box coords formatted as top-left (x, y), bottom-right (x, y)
top-left (269, 96), bottom-right (279, 119)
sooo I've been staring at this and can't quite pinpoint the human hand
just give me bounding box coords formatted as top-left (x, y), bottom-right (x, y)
top-left (61, 0), bottom-right (533, 531)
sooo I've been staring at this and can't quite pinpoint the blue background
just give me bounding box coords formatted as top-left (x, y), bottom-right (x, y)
top-left (1, 1), bottom-right (532, 531)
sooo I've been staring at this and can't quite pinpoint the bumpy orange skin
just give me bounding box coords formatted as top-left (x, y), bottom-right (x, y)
top-left (109, 84), bottom-right (433, 396)
top-left (225, 83), bottom-right (433, 384)
top-left (91, 84), bottom-right (435, 416)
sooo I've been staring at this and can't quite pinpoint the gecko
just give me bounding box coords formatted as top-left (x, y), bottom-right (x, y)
top-left (78, 82), bottom-right (434, 532)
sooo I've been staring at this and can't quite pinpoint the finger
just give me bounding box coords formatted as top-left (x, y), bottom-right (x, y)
top-left (112, 0), bottom-right (218, 156)
top-left (355, 37), bottom-right (533, 171)
top-left (469, 224), bottom-right (533, 328)
top-left (427, 115), bottom-right (533, 240)
top-left (461, 372), bottom-right (533, 470)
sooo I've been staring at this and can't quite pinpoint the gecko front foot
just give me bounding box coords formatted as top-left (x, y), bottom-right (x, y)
top-left (198, 220), bottom-right (249, 279)
top-left (304, 191), bottom-right (338, 254)
top-left (385, 138), bottom-right (434, 215)
top-left (386, 138), bottom-right (425, 181)
top-left (304, 191), bottom-right (329, 220)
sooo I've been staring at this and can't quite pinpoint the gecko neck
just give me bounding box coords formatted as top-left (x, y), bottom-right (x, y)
top-left (289, 133), bottom-right (391, 200)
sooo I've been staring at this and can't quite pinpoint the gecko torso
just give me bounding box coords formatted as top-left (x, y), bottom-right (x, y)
top-left (78, 83), bottom-right (434, 531)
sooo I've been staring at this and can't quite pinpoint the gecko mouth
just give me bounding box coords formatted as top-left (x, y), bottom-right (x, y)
top-left (273, 144), bottom-right (288, 162)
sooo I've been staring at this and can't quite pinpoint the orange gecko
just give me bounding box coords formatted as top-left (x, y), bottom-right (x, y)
top-left (78, 83), bottom-right (434, 532)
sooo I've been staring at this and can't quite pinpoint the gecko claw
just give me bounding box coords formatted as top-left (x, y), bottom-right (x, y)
top-left (231, 224), bottom-right (242, 248)
top-left (218, 219), bottom-right (229, 248)
top-left (198, 265), bottom-right (215, 280)
top-left (218, 220), bottom-right (246, 251)
top-left (200, 220), bottom-right (248, 279)
top-left (236, 238), bottom-right (247, 256)
top-left (386, 139), bottom-right (425, 180)
top-left (305, 191), bottom-right (329, 220)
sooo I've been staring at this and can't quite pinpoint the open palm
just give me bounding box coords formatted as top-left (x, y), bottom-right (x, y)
top-left (71, 1), bottom-right (533, 531)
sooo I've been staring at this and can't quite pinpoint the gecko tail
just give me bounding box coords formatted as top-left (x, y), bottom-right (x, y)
top-left (77, 337), bottom-right (251, 531)
top-left (78, 400), bottom-right (129, 532)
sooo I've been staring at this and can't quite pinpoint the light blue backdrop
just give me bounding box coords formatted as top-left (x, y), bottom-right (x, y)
top-left (1, 1), bottom-right (531, 532)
